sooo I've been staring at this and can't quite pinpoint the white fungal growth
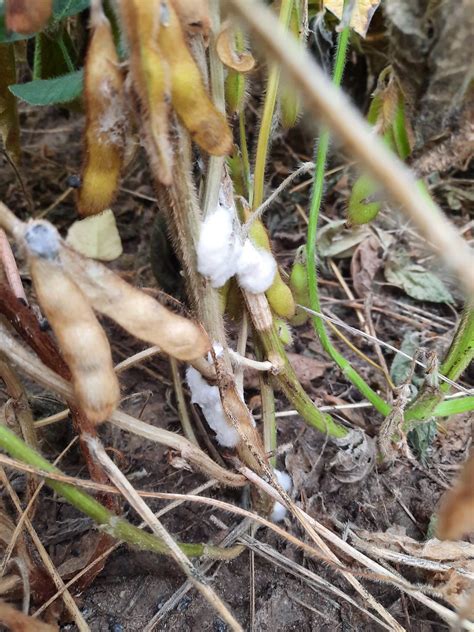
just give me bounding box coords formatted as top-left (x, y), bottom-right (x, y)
top-left (236, 239), bottom-right (277, 294)
top-left (185, 366), bottom-right (240, 447)
top-left (196, 203), bottom-right (242, 288)
top-left (270, 469), bottom-right (292, 522)
top-left (197, 202), bottom-right (277, 295)
top-left (24, 221), bottom-right (60, 260)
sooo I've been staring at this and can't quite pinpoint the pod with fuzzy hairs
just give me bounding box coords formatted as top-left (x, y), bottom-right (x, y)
top-left (289, 246), bottom-right (310, 326)
top-left (118, 0), bottom-right (173, 185)
top-left (57, 238), bottom-right (210, 362)
top-left (6, 0), bottom-right (52, 34)
top-left (77, 9), bottom-right (126, 216)
top-left (24, 224), bottom-right (119, 424)
top-left (158, 2), bottom-right (232, 156)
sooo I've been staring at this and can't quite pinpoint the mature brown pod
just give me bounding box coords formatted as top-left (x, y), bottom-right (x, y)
top-left (77, 6), bottom-right (126, 216)
top-left (24, 222), bottom-right (120, 424)
top-left (61, 243), bottom-right (211, 361)
top-left (5, 0), bottom-right (52, 34)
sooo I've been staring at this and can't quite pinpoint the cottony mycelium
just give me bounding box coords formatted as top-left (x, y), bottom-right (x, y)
top-left (77, 2), bottom-right (126, 216)
top-left (197, 189), bottom-right (278, 295)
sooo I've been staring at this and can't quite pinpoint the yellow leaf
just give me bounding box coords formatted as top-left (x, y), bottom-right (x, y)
top-left (66, 209), bottom-right (123, 261)
top-left (324, 0), bottom-right (380, 37)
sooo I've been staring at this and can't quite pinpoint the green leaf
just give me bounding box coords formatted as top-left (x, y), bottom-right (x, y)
top-left (390, 331), bottom-right (422, 387)
top-left (52, 0), bottom-right (90, 21)
top-left (9, 69), bottom-right (83, 105)
top-left (385, 252), bottom-right (454, 303)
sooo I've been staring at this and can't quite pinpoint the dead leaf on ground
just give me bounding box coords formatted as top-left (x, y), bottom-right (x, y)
top-left (287, 353), bottom-right (332, 387)
top-left (323, 0), bottom-right (381, 37)
top-left (350, 235), bottom-right (382, 298)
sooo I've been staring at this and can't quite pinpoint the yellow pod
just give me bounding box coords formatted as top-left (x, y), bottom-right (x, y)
top-left (247, 217), bottom-right (295, 319)
top-left (118, 0), bottom-right (173, 185)
top-left (77, 11), bottom-right (125, 216)
top-left (158, 2), bottom-right (233, 156)
top-left (25, 223), bottom-right (120, 425)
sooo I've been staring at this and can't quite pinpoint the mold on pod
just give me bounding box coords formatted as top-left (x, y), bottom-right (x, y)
top-left (77, 6), bottom-right (126, 216)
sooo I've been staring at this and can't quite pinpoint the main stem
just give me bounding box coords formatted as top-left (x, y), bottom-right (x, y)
top-left (306, 25), bottom-right (390, 417)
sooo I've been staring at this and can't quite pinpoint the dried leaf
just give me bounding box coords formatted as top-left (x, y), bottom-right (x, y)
top-left (318, 219), bottom-right (370, 259)
top-left (385, 252), bottom-right (454, 303)
top-left (324, 0), bottom-right (380, 37)
top-left (350, 235), bottom-right (382, 298)
top-left (437, 451), bottom-right (474, 541)
top-left (216, 21), bottom-right (255, 72)
top-left (287, 352), bottom-right (331, 387)
top-left (0, 44), bottom-right (20, 164)
top-left (66, 209), bottom-right (123, 261)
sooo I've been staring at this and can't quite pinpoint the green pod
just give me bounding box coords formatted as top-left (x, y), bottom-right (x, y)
top-left (275, 318), bottom-right (293, 346)
top-left (347, 173), bottom-right (382, 225)
top-left (289, 246), bottom-right (310, 325)
top-left (248, 217), bottom-right (296, 319)
top-left (225, 68), bottom-right (246, 116)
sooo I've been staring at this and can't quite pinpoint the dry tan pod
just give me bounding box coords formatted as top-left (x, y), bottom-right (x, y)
top-left (437, 450), bottom-right (474, 540)
top-left (57, 238), bottom-right (210, 362)
top-left (170, 0), bottom-right (211, 38)
top-left (118, 0), bottom-right (173, 185)
top-left (24, 222), bottom-right (120, 425)
top-left (216, 21), bottom-right (255, 72)
top-left (5, 0), bottom-right (52, 34)
top-left (158, 2), bottom-right (233, 156)
top-left (77, 7), bottom-right (126, 216)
